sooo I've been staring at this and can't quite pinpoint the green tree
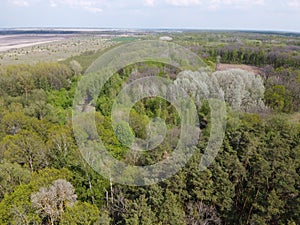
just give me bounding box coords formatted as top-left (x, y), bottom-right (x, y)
top-left (0, 168), bottom-right (72, 225)
top-left (46, 125), bottom-right (78, 168)
top-left (159, 190), bottom-right (186, 225)
top-left (1, 130), bottom-right (48, 171)
top-left (61, 202), bottom-right (101, 225)
top-left (0, 161), bottom-right (31, 200)
top-left (265, 85), bottom-right (292, 112)
top-left (124, 195), bottom-right (156, 225)
top-left (266, 190), bottom-right (285, 223)
top-left (114, 121), bottom-right (135, 147)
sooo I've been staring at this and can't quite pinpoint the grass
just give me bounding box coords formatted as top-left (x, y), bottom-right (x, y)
top-left (111, 37), bottom-right (138, 42)
top-left (62, 42), bottom-right (124, 72)
top-left (288, 112), bottom-right (300, 124)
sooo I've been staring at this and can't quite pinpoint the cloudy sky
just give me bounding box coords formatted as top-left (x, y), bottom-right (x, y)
top-left (1, 0), bottom-right (300, 31)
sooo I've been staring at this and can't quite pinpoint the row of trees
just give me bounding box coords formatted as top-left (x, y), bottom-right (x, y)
top-left (180, 32), bottom-right (300, 69)
top-left (0, 62), bottom-right (74, 98)
top-left (208, 45), bottom-right (300, 68)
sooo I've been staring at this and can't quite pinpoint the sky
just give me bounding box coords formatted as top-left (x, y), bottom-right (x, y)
top-left (1, 0), bottom-right (300, 32)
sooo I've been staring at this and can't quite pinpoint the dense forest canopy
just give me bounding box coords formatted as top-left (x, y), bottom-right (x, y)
top-left (0, 31), bottom-right (299, 225)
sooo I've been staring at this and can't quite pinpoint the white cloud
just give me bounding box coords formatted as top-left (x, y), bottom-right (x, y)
top-left (253, 0), bottom-right (265, 5)
top-left (207, 0), bottom-right (265, 10)
top-left (8, 0), bottom-right (104, 11)
top-left (49, 0), bottom-right (104, 13)
top-left (164, 0), bottom-right (265, 8)
top-left (165, 0), bottom-right (201, 6)
top-left (144, 0), bottom-right (155, 6)
top-left (49, 0), bottom-right (57, 7)
top-left (287, 0), bottom-right (300, 8)
top-left (85, 6), bottom-right (102, 13)
top-left (10, 0), bottom-right (30, 6)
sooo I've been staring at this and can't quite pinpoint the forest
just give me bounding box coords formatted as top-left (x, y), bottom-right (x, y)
top-left (0, 31), bottom-right (299, 225)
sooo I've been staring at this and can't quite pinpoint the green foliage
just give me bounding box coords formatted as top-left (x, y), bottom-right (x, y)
top-left (0, 161), bottom-right (31, 200)
top-left (1, 130), bottom-right (48, 171)
top-left (129, 110), bottom-right (150, 139)
top-left (0, 62), bottom-right (72, 96)
top-left (47, 88), bottom-right (74, 109)
top-left (1, 35), bottom-right (300, 224)
top-left (159, 190), bottom-right (186, 225)
top-left (267, 190), bottom-right (285, 222)
top-left (46, 125), bottom-right (79, 168)
top-left (61, 202), bottom-right (101, 225)
top-left (265, 85), bottom-right (293, 112)
top-left (265, 67), bottom-right (300, 112)
top-left (124, 195), bottom-right (156, 225)
top-left (71, 164), bottom-right (109, 208)
top-left (0, 168), bottom-right (72, 225)
top-left (114, 121), bottom-right (135, 147)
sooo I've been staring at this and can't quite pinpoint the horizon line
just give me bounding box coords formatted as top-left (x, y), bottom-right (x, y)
top-left (0, 27), bottom-right (299, 34)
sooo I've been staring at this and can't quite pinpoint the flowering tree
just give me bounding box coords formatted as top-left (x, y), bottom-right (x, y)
top-left (31, 179), bottom-right (77, 225)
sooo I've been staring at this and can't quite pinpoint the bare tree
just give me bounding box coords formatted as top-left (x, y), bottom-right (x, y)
top-left (186, 201), bottom-right (221, 225)
top-left (70, 60), bottom-right (83, 76)
top-left (31, 179), bottom-right (77, 225)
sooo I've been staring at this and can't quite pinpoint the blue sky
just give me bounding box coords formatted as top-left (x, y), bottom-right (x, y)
top-left (1, 0), bottom-right (300, 31)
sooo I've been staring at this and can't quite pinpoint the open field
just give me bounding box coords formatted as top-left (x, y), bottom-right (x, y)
top-left (0, 34), bottom-right (72, 52)
top-left (0, 34), bottom-right (116, 65)
top-left (0, 29), bottom-right (149, 65)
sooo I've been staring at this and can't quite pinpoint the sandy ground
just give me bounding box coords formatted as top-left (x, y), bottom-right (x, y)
top-left (216, 63), bottom-right (262, 75)
top-left (0, 34), bottom-right (72, 52)
top-left (0, 34), bottom-right (112, 65)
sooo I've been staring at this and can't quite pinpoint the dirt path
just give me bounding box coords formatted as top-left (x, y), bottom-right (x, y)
top-left (216, 63), bottom-right (262, 75)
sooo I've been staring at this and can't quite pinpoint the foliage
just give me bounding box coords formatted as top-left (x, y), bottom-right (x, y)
top-left (0, 161), bottom-right (31, 200)
top-left (114, 121), bottom-right (135, 147)
top-left (0, 33), bottom-right (299, 224)
top-left (0, 168), bottom-right (72, 225)
top-left (61, 201), bottom-right (101, 225)
top-left (265, 85), bottom-right (293, 112)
